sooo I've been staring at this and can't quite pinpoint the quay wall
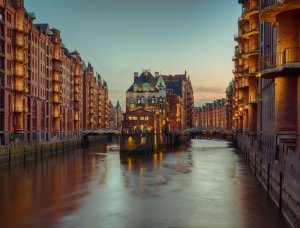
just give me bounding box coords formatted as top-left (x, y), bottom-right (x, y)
top-left (235, 132), bottom-right (300, 228)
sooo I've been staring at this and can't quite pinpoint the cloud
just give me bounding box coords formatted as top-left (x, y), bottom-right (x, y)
top-left (193, 86), bottom-right (225, 94)
top-left (193, 86), bottom-right (226, 106)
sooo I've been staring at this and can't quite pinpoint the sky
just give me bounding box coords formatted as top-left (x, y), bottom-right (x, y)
top-left (25, 0), bottom-right (241, 107)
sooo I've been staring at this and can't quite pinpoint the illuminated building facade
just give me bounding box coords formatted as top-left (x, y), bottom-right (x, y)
top-left (196, 99), bottom-right (227, 132)
top-left (122, 70), bottom-right (168, 134)
top-left (163, 72), bottom-right (195, 131)
top-left (230, 0), bottom-right (300, 225)
top-left (0, 0), bottom-right (110, 146)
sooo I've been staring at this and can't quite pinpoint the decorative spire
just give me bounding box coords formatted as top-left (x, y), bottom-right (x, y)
top-left (156, 75), bottom-right (166, 88)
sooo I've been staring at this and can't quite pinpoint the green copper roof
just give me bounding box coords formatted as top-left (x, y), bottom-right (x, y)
top-left (142, 82), bottom-right (150, 87)
top-left (156, 75), bottom-right (166, 87)
top-left (29, 12), bottom-right (36, 20)
top-left (47, 30), bottom-right (53, 36)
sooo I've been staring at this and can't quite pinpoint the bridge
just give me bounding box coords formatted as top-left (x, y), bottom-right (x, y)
top-left (81, 129), bottom-right (121, 136)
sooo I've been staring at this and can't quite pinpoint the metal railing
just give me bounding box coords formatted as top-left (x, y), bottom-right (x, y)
top-left (261, 0), bottom-right (285, 11)
top-left (249, 94), bottom-right (260, 103)
top-left (242, 5), bottom-right (259, 14)
top-left (260, 47), bottom-right (300, 71)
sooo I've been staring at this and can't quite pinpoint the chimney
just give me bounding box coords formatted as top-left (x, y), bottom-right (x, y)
top-left (155, 72), bottom-right (160, 78)
top-left (134, 72), bottom-right (139, 82)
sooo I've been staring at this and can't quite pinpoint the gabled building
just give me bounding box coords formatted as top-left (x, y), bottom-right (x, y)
top-left (163, 72), bottom-right (195, 131)
top-left (122, 70), bottom-right (168, 134)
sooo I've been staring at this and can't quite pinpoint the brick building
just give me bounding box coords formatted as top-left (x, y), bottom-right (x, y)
top-left (163, 72), bottom-right (195, 131)
top-left (230, 0), bottom-right (300, 225)
top-left (195, 99), bottom-right (227, 132)
top-left (122, 70), bottom-right (168, 134)
top-left (226, 81), bottom-right (235, 131)
top-left (0, 0), bottom-right (110, 146)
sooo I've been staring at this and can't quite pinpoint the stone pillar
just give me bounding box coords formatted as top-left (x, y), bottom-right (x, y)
top-left (275, 76), bottom-right (297, 132)
top-left (239, 116), bottom-right (243, 130)
top-left (249, 104), bottom-right (257, 132)
top-left (274, 10), bottom-right (300, 133)
top-left (298, 75), bottom-right (300, 152)
top-left (277, 10), bottom-right (300, 53)
top-left (243, 110), bottom-right (248, 130)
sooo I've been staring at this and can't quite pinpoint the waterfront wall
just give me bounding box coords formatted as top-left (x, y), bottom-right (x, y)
top-left (0, 135), bottom-right (107, 168)
top-left (236, 132), bottom-right (300, 228)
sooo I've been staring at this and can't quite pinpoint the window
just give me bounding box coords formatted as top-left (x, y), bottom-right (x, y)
top-left (151, 97), bottom-right (156, 103)
top-left (129, 97), bottom-right (135, 104)
top-left (133, 84), bottom-right (138, 92)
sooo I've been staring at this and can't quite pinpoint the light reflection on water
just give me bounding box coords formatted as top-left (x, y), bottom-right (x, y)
top-left (0, 139), bottom-right (290, 228)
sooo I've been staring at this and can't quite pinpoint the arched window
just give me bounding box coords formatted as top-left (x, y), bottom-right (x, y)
top-left (141, 96), bottom-right (146, 104)
top-left (151, 96), bottom-right (156, 104)
top-left (32, 100), bottom-right (37, 131)
top-left (41, 103), bottom-right (45, 131)
top-left (147, 96), bottom-right (152, 104)
top-left (136, 96), bottom-right (141, 104)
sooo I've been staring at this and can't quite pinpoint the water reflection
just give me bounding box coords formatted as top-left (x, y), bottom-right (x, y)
top-left (0, 139), bottom-right (290, 228)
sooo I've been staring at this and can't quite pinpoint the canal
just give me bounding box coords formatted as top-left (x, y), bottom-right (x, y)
top-left (0, 139), bottom-right (290, 228)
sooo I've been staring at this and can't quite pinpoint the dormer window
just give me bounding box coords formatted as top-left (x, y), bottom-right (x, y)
top-left (142, 83), bottom-right (150, 92)
top-left (133, 84), bottom-right (138, 92)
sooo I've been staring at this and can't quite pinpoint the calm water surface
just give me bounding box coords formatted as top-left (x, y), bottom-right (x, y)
top-left (0, 139), bottom-right (290, 228)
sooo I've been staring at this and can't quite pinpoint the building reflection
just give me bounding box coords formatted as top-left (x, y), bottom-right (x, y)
top-left (0, 150), bottom-right (104, 227)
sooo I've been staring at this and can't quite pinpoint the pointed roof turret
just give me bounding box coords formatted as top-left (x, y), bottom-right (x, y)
top-left (116, 100), bottom-right (120, 108)
top-left (156, 75), bottom-right (166, 88)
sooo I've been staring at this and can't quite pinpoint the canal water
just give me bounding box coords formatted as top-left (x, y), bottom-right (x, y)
top-left (0, 139), bottom-right (290, 228)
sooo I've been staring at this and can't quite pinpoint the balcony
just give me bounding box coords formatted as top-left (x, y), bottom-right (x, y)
top-left (241, 47), bottom-right (259, 58)
top-left (12, 105), bottom-right (27, 113)
top-left (15, 53), bottom-right (26, 63)
top-left (53, 53), bottom-right (62, 62)
top-left (242, 5), bottom-right (260, 19)
top-left (238, 78), bottom-right (249, 88)
top-left (74, 115), bottom-right (80, 121)
top-left (53, 63), bottom-right (62, 73)
top-left (74, 77), bottom-right (80, 85)
top-left (12, 81), bottom-right (25, 92)
top-left (260, 0), bottom-right (300, 24)
top-left (12, 38), bottom-right (25, 48)
top-left (234, 33), bottom-right (242, 41)
top-left (249, 94), bottom-right (259, 104)
top-left (260, 47), bottom-right (300, 78)
top-left (241, 24), bottom-right (259, 39)
top-left (53, 112), bottom-right (60, 118)
top-left (13, 24), bottom-right (24, 33)
top-left (53, 96), bottom-right (62, 104)
top-left (13, 69), bottom-right (24, 77)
